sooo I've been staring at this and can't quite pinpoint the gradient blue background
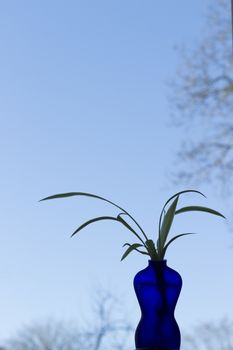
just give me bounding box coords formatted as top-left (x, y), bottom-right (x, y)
top-left (0, 0), bottom-right (232, 348)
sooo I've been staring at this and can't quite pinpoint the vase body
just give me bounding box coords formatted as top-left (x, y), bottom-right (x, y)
top-left (134, 260), bottom-right (182, 350)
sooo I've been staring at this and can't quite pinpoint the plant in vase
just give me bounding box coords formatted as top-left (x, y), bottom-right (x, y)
top-left (40, 189), bottom-right (225, 350)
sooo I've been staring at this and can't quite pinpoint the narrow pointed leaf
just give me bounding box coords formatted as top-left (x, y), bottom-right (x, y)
top-left (71, 216), bottom-right (118, 237)
top-left (123, 243), bottom-right (144, 248)
top-left (134, 249), bottom-right (149, 256)
top-left (117, 214), bottom-right (144, 244)
top-left (158, 190), bottom-right (206, 232)
top-left (175, 206), bottom-right (226, 219)
top-left (40, 192), bottom-right (148, 241)
top-left (123, 243), bottom-right (149, 256)
top-left (118, 212), bottom-right (127, 217)
top-left (159, 196), bottom-right (179, 251)
top-left (121, 243), bottom-right (144, 261)
top-left (162, 190), bottom-right (206, 209)
top-left (40, 192), bottom-right (126, 213)
top-left (118, 213), bottom-right (148, 241)
top-left (161, 233), bottom-right (197, 259)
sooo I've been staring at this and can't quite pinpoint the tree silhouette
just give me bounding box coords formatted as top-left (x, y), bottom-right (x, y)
top-left (182, 318), bottom-right (233, 350)
top-left (170, 0), bottom-right (233, 195)
top-left (5, 291), bottom-right (132, 350)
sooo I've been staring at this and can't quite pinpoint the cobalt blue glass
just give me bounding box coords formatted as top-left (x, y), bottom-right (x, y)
top-left (134, 260), bottom-right (182, 350)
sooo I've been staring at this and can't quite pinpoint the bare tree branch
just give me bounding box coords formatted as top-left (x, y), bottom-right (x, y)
top-left (5, 291), bottom-right (132, 350)
top-left (169, 0), bottom-right (233, 194)
top-left (182, 318), bottom-right (233, 350)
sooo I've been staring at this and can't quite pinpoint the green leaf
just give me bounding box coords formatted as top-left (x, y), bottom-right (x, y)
top-left (123, 243), bottom-right (149, 256)
top-left (123, 243), bottom-right (144, 247)
top-left (158, 190), bottom-right (206, 232)
top-left (175, 206), bottom-right (226, 219)
top-left (121, 243), bottom-right (144, 261)
top-left (158, 196), bottom-right (179, 252)
top-left (71, 216), bottom-right (118, 237)
top-left (40, 192), bottom-right (126, 212)
top-left (162, 190), bottom-right (206, 209)
top-left (117, 214), bottom-right (145, 244)
top-left (40, 192), bottom-right (149, 241)
top-left (161, 233), bottom-right (197, 259)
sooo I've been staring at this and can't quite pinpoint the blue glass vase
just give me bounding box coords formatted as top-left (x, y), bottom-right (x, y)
top-left (134, 260), bottom-right (182, 350)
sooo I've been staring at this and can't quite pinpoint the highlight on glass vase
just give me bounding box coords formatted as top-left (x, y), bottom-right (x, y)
top-left (40, 189), bottom-right (225, 350)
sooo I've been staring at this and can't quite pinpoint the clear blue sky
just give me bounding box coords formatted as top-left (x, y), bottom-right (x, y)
top-left (0, 0), bottom-right (232, 348)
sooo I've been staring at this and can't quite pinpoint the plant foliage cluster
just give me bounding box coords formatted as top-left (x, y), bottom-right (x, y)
top-left (41, 190), bottom-right (225, 261)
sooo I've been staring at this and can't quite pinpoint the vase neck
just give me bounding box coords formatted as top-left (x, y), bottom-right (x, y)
top-left (148, 259), bottom-right (167, 267)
